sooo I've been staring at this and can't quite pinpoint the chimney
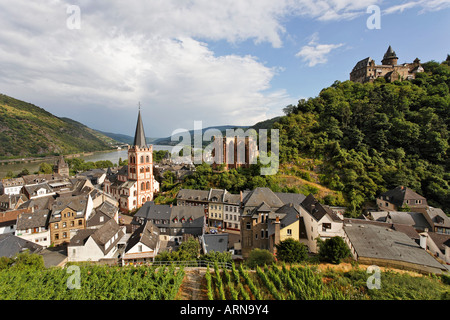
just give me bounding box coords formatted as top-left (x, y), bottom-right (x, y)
top-left (419, 233), bottom-right (427, 250)
top-left (274, 215), bottom-right (281, 248)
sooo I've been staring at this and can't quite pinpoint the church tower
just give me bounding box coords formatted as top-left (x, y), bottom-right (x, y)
top-left (128, 107), bottom-right (155, 207)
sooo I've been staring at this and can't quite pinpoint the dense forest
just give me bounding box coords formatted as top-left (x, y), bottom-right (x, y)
top-left (273, 59), bottom-right (450, 214)
top-left (0, 94), bottom-right (116, 158)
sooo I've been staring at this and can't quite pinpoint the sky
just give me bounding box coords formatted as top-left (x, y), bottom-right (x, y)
top-left (0, 1), bottom-right (449, 138)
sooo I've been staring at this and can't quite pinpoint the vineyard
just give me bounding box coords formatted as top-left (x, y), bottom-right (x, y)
top-left (0, 260), bottom-right (448, 300)
top-left (205, 262), bottom-right (450, 300)
top-left (0, 264), bottom-right (185, 300)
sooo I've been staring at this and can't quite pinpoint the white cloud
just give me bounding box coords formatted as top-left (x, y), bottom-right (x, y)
top-left (1, 0), bottom-right (446, 136)
top-left (384, 0), bottom-right (450, 14)
top-left (295, 33), bottom-right (344, 67)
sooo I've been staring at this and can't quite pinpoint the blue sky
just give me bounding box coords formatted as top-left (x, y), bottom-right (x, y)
top-left (0, 1), bottom-right (449, 138)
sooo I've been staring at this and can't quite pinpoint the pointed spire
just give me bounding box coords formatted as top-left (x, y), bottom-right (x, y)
top-left (133, 105), bottom-right (147, 148)
top-left (383, 45), bottom-right (397, 59)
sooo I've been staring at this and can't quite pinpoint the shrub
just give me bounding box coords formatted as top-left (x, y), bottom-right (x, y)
top-left (246, 249), bottom-right (275, 269)
top-left (275, 238), bottom-right (308, 263)
top-left (317, 236), bottom-right (351, 264)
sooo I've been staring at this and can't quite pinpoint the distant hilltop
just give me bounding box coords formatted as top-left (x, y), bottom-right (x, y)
top-left (350, 45), bottom-right (424, 84)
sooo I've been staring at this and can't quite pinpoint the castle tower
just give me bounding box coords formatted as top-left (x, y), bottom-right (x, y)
top-left (381, 45), bottom-right (398, 66)
top-left (128, 107), bottom-right (155, 207)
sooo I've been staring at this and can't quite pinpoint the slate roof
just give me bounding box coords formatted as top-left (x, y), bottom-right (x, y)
top-left (24, 182), bottom-right (53, 197)
top-left (133, 202), bottom-right (205, 231)
top-left (177, 189), bottom-right (209, 202)
top-left (301, 194), bottom-right (341, 222)
top-left (268, 204), bottom-right (300, 237)
top-left (386, 211), bottom-right (431, 230)
top-left (275, 192), bottom-right (306, 206)
top-left (379, 186), bottom-right (427, 208)
top-left (125, 220), bottom-right (160, 253)
top-left (208, 188), bottom-right (225, 202)
top-left (425, 207), bottom-right (450, 228)
top-left (49, 195), bottom-right (88, 223)
top-left (427, 232), bottom-right (450, 254)
top-left (223, 192), bottom-right (241, 205)
top-left (242, 187), bottom-right (284, 209)
top-left (18, 195), bottom-right (55, 211)
top-left (344, 223), bottom-right (445, 270)
top-left (1, 177), bottom-right (24, 187)
top-left (383, 45), bottom-right (398, 60)
top-left (344, 218), bottom-right (420, 241)
top-left (21, 173), bottom-right (64, 185)
top-left (133, 110), bottom-right (147, 148)
top-left (352, 57), bottom-right (374, 71)
top-left (0, 233), bottom-right (44, 258)
top-left (16, 209), bottom-right (50, 230)
top-left (202, 233), bottom-right (228, 253)
top-left (70, 219), bottom-right (124, 255)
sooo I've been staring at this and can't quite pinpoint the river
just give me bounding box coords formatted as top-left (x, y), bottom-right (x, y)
top-left (0, 145), bottom-right (176, 178)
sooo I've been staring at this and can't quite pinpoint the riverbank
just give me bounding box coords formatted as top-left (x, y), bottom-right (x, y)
top-left (0, 145), bottom-right (174, 178)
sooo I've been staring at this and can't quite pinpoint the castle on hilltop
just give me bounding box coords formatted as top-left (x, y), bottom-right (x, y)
top-left (350, 45), bottom-right (424, 84)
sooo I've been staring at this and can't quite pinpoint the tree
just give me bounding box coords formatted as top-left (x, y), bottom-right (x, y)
top-left (38, 162), bottom-right (53, 174)
top-left (246, 248), bottom-right (274, 269)
top-left (9, 251), bottom-right (45, 270)
top-left (275, 238), bottom-right (308, 263)
top-left (17, 168), bottom-right (30, 177)
top-left (317, 236), bottom-right (351, 264)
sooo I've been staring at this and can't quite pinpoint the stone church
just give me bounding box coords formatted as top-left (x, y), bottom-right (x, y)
top-left (103, 109), bottom-right (159, 213)
top-left (350, 45), bottom-right (424, 84)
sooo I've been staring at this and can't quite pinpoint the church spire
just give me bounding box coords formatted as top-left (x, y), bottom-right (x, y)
top-left (133, 104), bottom-right (147, 148)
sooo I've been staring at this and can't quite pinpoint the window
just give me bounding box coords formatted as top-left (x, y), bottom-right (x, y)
top-left (78, 220), bottom-right (82, 226)
top-left (62, 222), bottom-right (67, 228)
top-left (138, 245), bottom-right (142, 252)
top-left (261, 229), bottom-right (264, 239)
top-left (55, 233), bottom-right (59, 240)
top-left (63, 232), bottom-right (67, 238)
top-left (54, 223), bottom-right (58, 229)
top-left (246, 222), bottom-right (251, 230)
top-left (322, 223), bottom-right (331, 231)
top-left (287, 229), bottom-right (292, 236)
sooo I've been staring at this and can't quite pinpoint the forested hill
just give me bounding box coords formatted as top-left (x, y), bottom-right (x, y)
top-left (0, 94), bottom-right (116, 158)
top-left (273, 59), bottom-right (450, 214)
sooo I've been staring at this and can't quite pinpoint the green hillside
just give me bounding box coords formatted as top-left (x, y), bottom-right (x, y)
top-left (272, 59), bottom-right (450, 215)
top-left (0, 94), bottom-right (116, 159)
